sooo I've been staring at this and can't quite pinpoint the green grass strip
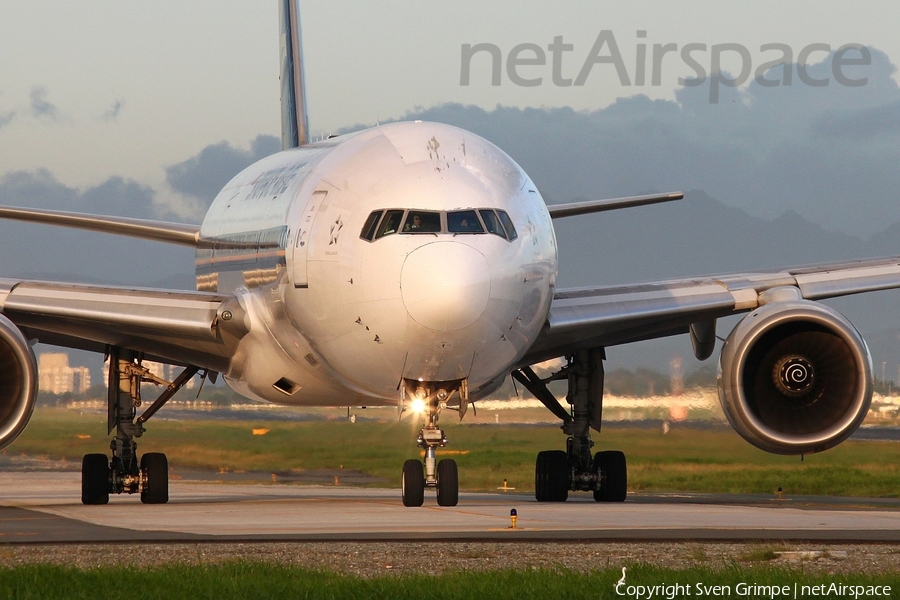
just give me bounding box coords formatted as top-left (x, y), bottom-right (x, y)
top-left (13, 408), bottom-right (900, 496)
top-left (0, 563), bottom-right (898, 600)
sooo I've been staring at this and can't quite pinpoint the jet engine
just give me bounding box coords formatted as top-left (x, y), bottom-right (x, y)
top-left (718, 298), bottom-right (872, 455)
top-left (0, 314), bottom-right (37, 450)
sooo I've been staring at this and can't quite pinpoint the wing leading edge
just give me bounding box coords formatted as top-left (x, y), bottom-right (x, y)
top-left (523, 255), bottom-right (900, 366)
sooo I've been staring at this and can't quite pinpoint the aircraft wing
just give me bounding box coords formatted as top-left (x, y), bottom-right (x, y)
top-left (522, 255), bottom-right (900, 365)
top-left (0, 279), bottom-right (245, 373)
top-left (0, 205), bottom-right (201, 246)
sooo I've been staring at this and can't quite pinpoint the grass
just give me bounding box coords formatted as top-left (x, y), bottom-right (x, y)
top-left (0, 563), bottom-right (897, 600)
top-left (10, 407), bottom-right (900, 497)
top-left (738, 546), bottom-right (781, 562)
top-left (688, 546), bottom-right (708, 562)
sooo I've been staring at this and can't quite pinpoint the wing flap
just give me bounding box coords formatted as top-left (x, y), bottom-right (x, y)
top-left (0, 279), bottom-right (243, 371)
top-left (2, 282), bottom-right (222, 338)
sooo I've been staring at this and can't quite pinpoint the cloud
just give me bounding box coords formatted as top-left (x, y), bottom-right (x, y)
top-left (0, 110), bottom-right (15, 130)
top-left (0, 169), bottom-right (79, 210)
top-left (0, 169), bottom-right (159, 220)
top-left (0, 133), bottom-right (283, 231)
top-left (0, 170), bottom-right (193, 286)
top-left (79, 176), bottom-right (157, 218)
top-left (101, 99), bottom-right (125, 122)
top-left (811, 96), bottom-right (900, 140)
top-left (164, 135), bottom-right (280, 211)
top-left (29, 86), bottom-right (58, 120)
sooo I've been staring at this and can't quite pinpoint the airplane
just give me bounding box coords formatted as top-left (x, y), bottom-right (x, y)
top-left (0, 1), bottom-right (898, 508)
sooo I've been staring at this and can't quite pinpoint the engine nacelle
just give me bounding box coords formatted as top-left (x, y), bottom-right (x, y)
top-left (0, 314), bottom-right (37, 450)
top-left (718, 299), bottom-right (872, 455)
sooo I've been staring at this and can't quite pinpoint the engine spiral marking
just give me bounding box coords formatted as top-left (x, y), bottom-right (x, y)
top-left (773, 355), bottom-right (815, 397)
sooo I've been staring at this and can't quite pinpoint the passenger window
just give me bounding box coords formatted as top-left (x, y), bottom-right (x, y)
top-left (479, 210), bottom-right (506, 238)
top-left (497, 210), bottom-right (518, 241)
top-left (402, 211), bottom-right (441, 233)
top-left (375, 210), bottom-right (404, 239)
top-left (360, 210), bottom-right (383, 241)
top-left (448, 210), bottom-right (485, 234)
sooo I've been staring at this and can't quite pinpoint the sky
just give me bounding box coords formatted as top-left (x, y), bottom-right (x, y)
top-left (2, 1), bottom-right (899, 201)
top-left (3, 1), bottom-right (900, 375)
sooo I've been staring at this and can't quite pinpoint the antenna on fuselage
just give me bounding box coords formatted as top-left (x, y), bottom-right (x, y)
top-left (279, 0), bottom-right (310, 149)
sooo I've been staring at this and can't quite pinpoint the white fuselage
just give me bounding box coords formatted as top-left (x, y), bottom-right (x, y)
top-left (196, 122), bottom-right (557, 406)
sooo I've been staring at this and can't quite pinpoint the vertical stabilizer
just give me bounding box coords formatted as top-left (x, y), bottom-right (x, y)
top-left (280, 0), bottom-right (310, 149)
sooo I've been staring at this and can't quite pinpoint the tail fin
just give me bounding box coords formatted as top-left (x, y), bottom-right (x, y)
top-left (279, 0), bottom-right (310, 149)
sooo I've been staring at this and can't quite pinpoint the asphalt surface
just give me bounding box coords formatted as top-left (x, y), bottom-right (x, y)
top-left (1, 471), bottom-right (900, 544)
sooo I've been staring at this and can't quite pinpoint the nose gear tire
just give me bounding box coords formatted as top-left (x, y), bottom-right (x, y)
top-left (436, 459), bottom-right (459, 506)
top-left (401, 459), bottom-right (425, 507)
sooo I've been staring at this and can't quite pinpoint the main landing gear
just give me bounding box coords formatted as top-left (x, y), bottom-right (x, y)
top-left (400, 378), bottom-right (465, 507)
top-left (513, 348), bottom-right (627, 503)
top-left (81, 348), bottom-right (199, 505)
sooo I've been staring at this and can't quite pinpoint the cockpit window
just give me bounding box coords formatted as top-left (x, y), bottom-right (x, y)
top-left (360, 207), bottom-right (519, 243)
top-left (497, 210), bottom-right (518, 241)
top-left (402, 211), bottom-right (441, 233)
top-left (360, 210), bottom-right (383, 241)
top-left (375, 210), bottom-right (404, 239)
top-left (448, 210), bottom-right (485, 234)
top-left (479, 210), bottom-right (505, 238)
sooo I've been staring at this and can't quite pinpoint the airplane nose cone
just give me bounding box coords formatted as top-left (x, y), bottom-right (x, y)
top-left (401, 242), bottom-right (490, 332)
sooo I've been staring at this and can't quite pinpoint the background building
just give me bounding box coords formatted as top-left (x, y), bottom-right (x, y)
top-left (38, 353), bottom-right (91, 395)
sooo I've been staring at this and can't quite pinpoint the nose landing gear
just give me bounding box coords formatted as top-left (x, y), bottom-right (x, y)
top-left (400, 379), bottom-right (464, 507)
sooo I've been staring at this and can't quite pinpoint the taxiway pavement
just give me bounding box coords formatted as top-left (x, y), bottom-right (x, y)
top-left (1, 472), bottom-right (899, 543)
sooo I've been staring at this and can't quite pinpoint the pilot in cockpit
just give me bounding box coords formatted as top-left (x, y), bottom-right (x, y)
top-left (405, 214), bottom-right (423, 231)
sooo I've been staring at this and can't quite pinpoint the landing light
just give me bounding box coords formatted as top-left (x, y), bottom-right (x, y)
top-left (411, 398), bottom-right (426, 413)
